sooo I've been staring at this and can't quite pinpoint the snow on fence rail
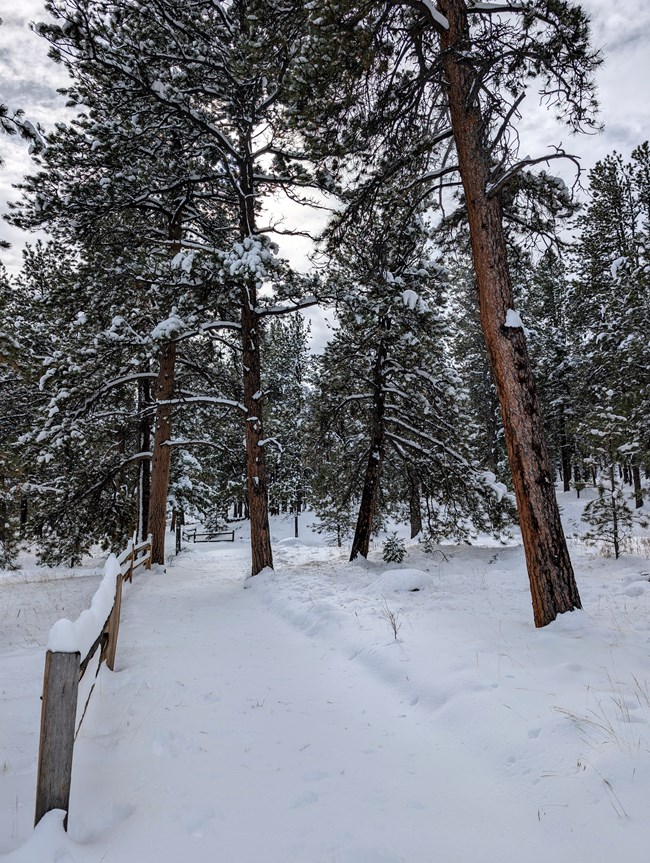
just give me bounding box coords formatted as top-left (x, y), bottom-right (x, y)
top-left (34, 535), bottom-right (152, 830)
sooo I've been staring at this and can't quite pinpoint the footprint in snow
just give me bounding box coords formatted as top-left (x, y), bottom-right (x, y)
top-left (291, 790), bottom-right (319, 808)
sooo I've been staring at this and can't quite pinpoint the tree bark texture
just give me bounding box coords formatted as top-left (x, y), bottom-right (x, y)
top-left (238, 142), bottom-right (274, 576)
top-left (147, 342), bottom-right (176, 565)
top-left (438, 0), bottom-right (581, 626)
top-left (350, 337), bottom-right (388, 560)
top-left (241, 285), bottom-right (274, 575)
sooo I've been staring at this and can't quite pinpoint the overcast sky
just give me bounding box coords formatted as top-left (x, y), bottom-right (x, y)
top-left (1, 0), bottom-right (649, 274)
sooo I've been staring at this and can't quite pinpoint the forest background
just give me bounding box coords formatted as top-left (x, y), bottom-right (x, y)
top-left (0, 0), bottom-right (648, 630)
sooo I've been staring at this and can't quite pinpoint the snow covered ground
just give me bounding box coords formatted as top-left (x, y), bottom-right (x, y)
top-left (1, 493), bottom-right (649, 862)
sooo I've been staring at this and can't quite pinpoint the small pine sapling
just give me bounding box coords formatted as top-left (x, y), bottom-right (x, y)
top-left (583, 482), bottom-right (647, 559)
top-left (383, 532), bottom-right (407, 563)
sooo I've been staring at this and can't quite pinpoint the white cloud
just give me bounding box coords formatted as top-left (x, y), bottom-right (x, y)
top-left (1, 0), bottom-right (648, 271)
top-left (0, 0), bottom-right (70, 266)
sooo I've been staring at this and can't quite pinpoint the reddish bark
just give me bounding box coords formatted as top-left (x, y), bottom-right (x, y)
top-left (438, 0), bottom-right (581, 626)
top-left (241, 283), bottom-right (274, 575)
top-left (238, 144), bottom-right (274, 576)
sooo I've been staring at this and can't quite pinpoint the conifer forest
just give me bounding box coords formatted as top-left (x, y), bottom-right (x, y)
top-left (2, 4), bottom-right (650, 861)
top-left (0, 0), bottom-right (648, 630)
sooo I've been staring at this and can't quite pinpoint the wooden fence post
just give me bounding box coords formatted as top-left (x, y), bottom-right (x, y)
top-left (104, 571), bottom-right (123, 672)
top-left (146, 534), bottom-right (152, 569)
top-left (124, 540), bottom-right (135, 583)
top-left (34, 650), bottom-right (81, 829)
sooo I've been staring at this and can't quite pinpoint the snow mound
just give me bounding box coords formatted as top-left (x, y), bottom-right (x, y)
top-left (46, 554), bottom-right (120, 655)
top-left (373, 568), bottom-right (433, 593)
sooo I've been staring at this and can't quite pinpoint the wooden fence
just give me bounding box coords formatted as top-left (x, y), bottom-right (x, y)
top-left (34, 535), bottom-right (152, 829)
top-left (181, 526), bottom-right (235, 543)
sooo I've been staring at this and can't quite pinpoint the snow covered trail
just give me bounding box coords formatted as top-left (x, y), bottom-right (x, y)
top-left (61, 548), bottom-right (523, 863)
top-left (2, 517), bottom-right (649, 862)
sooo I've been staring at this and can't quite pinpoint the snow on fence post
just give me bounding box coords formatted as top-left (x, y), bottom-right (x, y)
top-left (34, 538), bottom-right (152, 829)
top-left (34, 553), bottom-right (122, 828)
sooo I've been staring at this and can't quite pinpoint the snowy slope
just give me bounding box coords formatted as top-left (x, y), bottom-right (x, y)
top-left (1, 497), bottom-right (649, 862)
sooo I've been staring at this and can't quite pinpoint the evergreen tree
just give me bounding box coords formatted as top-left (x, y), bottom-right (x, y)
top-left (17, 0), bottom-right (321, 572)
top-left (294, 0), bottom-right (599, 624)
top-left (310, 196), bottom-right (512, 560)
top-left (262, 315), bottom-right (312, 529)
top-left (520, 250), bottom-right (577, 492)
top-left (571, 144), bottom-right (650, 509)
top-left (580, 391), bottom-right (648, 558)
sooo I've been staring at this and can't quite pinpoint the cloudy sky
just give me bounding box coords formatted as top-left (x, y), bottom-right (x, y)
top-left (1, 0), bottom-right (649, 273)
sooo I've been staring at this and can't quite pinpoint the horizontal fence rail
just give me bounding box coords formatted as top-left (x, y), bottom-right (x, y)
top-left (34, 535), bottom-right (152, 829)
top-left (182, 527), bottom-right (235, 543)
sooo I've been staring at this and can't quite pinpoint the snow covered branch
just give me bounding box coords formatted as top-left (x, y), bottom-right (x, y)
top-left (72, 372), bottom-right (158, 420)
top-left (157, 396), bottom-right (247, 414)
top-left (392, 0), bottom-right (450, 32)
top-left (487, 149), bottom-right (581, 198)
top-left (466, 2), bottom-right (530, 13)
top-left (161, 439), bottom-right (229, 451)
top-left (256, 295), bottom-right (320, 318)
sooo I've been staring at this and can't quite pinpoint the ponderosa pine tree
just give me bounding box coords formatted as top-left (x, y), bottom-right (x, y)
top-left (10, 54), bottom-right (244, 562)
top-left (14, 0), bottom-right (322, 571)
top-left (31, 0), bottom-right (323, 574)
top-left (262, 315), bottom-right (312, 530)
top-left (571, 145), bottom-right (650, 510)
top-left (518, 250), bottom-right (577, 492)
top-left (311, 195), bottom-right (513, 560)
top-left (293, 0), bottom-right (596, 624)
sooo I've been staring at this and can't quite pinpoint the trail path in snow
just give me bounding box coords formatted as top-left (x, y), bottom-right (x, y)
top-left (3, 515), bottom-right (649, 863)
top-left (70, 545), bottom-right (508, 862)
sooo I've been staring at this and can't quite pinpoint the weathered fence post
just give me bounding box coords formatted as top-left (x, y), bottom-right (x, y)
top-left (34, 650), bottom-right (81, 829)
top-left (104, 571), bottom-right (123, 672)
top-left (124, 539), bottom-right (135, 583)
top-left (146, 533), bottom-right (153, 570)
top-left (33, 540), bottom-right (155, 831)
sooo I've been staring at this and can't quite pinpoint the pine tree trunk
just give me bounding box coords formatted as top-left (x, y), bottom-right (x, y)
top-left (350, 337), bottom-right (387, 560)
top-left (632, 463), bottom-right (643, 509)
top-left (608, 450), bottom-right (620, 559)
top-left (147, 342), bottom-right (176, 565)
top-left (559, 408), bottom-right (572, 493)
top-left (146, 211), bottom-right (184, 563)
top-left (408, 468), bottom-right (423, 539)
top-left (241, 289), bottom-right (273, 574)
top-left (238, 140), bottom-right (273, 576)
top-left (438, 0), bottom-right (581, 626)
top-left (138, 378), bottom-right (151, 542)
